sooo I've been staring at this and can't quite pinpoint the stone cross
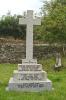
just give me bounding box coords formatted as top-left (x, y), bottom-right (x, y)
top-left (19, 10), bottom-right (41, 62)
top-left (7, 10), bottom-right (52, 92)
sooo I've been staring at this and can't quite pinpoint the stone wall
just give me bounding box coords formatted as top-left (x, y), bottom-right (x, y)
top-left (0, 43), bottom-right (64, 63)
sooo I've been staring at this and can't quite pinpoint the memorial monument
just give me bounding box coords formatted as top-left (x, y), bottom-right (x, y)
top-left (7, 10), bottom-right (52, 91)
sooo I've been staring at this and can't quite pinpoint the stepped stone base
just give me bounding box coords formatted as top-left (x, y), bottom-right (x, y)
top-left (22, 59), bottom-right (37, 64)
top-left (7, 78), bottom-right (52, 92)
top-left (7, 60), bottom-right (52, 92)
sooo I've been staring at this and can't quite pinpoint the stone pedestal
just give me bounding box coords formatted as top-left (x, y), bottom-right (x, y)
top-left (22, 59), bottom-right (37, 64)
top-left (7, 61), bottom-right (52, 91)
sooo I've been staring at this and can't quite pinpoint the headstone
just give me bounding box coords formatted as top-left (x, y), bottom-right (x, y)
top-left (6, 10), bottom-right (52, 91)
top-left (54, 53), bottom-right (62, 71)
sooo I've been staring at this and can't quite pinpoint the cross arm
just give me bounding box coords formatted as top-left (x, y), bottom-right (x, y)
top-left (19, 18), bottom-right (27, 25)
top-left (33, 17), bottom-right (41, 25)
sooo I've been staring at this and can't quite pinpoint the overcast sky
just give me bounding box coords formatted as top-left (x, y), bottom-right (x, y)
top-left (0, 0), bottom-right (50, 16)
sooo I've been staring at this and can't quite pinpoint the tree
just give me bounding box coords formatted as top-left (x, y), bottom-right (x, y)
top-left (0, 13), bottom-right (26, 39)
top-left (41, 0), bottom-right (66, 43)
top-left (41, 0), bottom-right (66, 69)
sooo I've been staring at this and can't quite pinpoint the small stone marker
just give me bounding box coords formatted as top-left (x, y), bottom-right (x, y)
top-left (54, 53), bottom-right (62, 71)
top-left (7, 10), bottom-right (52, 91)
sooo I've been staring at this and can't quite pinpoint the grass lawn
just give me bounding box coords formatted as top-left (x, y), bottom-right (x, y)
top-left (0, 57), bottom-right (66, 100)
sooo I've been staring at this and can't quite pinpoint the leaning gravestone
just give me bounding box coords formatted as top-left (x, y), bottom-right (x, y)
top-left (7, 10), bottom-right (52, 91)
top-left (54, 53), bottom-right (62, 71)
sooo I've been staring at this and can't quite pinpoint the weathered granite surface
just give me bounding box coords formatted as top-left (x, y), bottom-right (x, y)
top-left (7, 63), bottom-right (52, 91)
top-left (8, 78), bottom-right (52, 91)
top-left (7, 10), bottom-right (52, 91)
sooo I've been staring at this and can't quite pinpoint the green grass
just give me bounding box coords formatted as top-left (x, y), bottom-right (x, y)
top-left (0, 57), bottom-right (66, 100)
